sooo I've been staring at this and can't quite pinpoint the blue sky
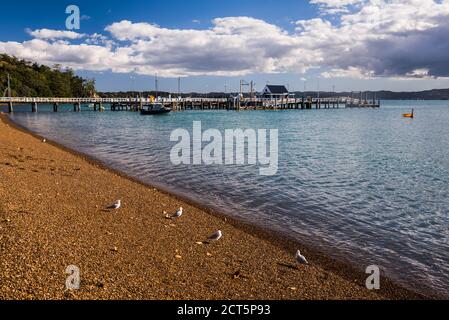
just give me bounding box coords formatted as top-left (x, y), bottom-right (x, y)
top-left (0, 0), bottom-right (313, 39)
top-left (1, 0), bottom-right (449, 93)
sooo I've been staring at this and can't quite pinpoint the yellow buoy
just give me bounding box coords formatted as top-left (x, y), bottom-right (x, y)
top-left (403, 109), bottom-right (414, 118)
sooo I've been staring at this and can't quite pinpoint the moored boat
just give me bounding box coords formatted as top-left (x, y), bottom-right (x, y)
top-left (140, 103), bottom-right (171, 115)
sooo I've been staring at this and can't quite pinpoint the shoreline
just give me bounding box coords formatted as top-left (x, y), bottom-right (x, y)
top-left (0, 113), bottom-right (428, 300)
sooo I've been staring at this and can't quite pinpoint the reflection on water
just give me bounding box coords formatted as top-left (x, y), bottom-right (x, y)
top-left (8, 100), bottom-right (449, 297)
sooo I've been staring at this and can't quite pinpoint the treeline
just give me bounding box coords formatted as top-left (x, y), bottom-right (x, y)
top-left (99, 91), bottom-right (173, 98)
top-left (0, 54), bottom-right (95, 97)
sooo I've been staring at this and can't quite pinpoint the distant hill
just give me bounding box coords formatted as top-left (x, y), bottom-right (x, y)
top-left (0, 54), bottom-right (95, 97)
top-left (291, 90), bottom-right (449, 100)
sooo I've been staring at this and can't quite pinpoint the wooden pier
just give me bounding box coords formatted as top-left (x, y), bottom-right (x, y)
top-left (0, 96), bottom-right (379, 113)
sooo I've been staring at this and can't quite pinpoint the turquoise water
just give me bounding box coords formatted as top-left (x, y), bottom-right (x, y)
top-left (7, 101), bottom-right (449, 297)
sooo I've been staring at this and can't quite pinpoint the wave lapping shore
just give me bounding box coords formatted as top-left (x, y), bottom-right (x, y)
top-left (0, 115), bottom-right (422, 300)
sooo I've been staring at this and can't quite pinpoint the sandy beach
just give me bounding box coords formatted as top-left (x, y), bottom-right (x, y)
top-left (0, 114), bottom-right (423, 300)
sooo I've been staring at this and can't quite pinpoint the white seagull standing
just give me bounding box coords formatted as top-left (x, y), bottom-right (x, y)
top-left (207, 230), bottom-right (223, 242)
top-left (172, 207), bottom-right (183, 219)
top-left (295, 250), bottom-right (308, 265)
top-left (108, 200), bottom-right (121, 210)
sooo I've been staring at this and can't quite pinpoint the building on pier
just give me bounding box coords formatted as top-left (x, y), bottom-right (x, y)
top-left (261, 85), bottom-right (289, 100)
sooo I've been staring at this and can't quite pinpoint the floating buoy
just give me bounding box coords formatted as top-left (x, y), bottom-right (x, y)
top-left (403, 109), bottom-right (414, 118)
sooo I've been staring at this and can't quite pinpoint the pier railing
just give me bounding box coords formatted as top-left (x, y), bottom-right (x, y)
top-left (0, 96), bottom-right (348, 103)
top-left (0, 97), bottom-right (229, 104)
top-left (0, 96), bottom-right (379, 112)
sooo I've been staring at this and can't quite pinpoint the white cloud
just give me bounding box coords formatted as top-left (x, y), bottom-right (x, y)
top-left (406, 68), bottom-right (431, 78)
top-left (321, 67), bottom-right (375, 79)
top-left (105, 20), bottom-right (161, 41)
top-left (26, 28), bottom-right (85, 40)
top-left (310, 0), bottom-right (365, 15)
top-left (84, 33), bottom-right (116, 48)
top-left (102, 17), bottom-right (312, 77)
top-left (0, 39), bottom-right (116, 71)
top-left (311, 0), bottom-right (363, 6)
top-left (1, 1), bottom-right (448, 79)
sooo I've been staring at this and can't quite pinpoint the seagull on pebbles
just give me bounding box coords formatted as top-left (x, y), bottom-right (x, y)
top-left (108, 200), bottom-right (121, 210)
top-left (207, 230), bottom-right (223, 242)
top-left (295, 250), bottom-right (308, 265)
top-left (171, 207), bottom-right (183, 219)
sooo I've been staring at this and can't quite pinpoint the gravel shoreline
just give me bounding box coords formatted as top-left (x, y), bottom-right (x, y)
top-left (0, 114), bottom-right (424, 300)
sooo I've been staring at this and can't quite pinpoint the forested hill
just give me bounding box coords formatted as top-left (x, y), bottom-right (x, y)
top-left (0, 54), bottom-right (95, 97)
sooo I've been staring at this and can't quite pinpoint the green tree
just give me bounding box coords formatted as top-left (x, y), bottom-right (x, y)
top-left (0, 54), bottom-right (96, 97)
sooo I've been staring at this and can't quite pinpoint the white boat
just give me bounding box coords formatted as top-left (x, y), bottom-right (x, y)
top-left (140, 103), bottom-right (171, 115)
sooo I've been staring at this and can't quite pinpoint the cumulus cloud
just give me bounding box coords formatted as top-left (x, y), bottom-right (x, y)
top-left (1, 0), bottom-right (448, 79)
top-left (26, 28), bottom-right (85, 40)
top-left (316, 0), bottom-right (449, 78)
top-left (101, 17), bottom-right (313, 76)
top-left (321, 67), bottom-right (375, 79)
top-left (310, 0), bottom-right (364, 14)
top-left (0, 39), bottom-right (117, 71)
top-left (311, 0), bottom-right (363, 6)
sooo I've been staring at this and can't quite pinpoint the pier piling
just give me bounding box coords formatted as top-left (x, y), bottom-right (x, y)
top-left (73, 102), bottom-right (81, 112)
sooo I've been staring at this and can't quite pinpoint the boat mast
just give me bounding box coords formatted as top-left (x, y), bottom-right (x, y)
top-left (155, 74), bottom-right (159, 100)
top-left (303, 80), bottom-right (306, 101)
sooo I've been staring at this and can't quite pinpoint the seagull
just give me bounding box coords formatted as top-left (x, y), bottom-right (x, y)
top-left (207, 230), bottom-right (223, 242)
top-left (172, 207), bottom-right (183, 219)
top-left (295, 250), bottom-right (308, 265)
top-left (108, 200), bottom-right (121, 210)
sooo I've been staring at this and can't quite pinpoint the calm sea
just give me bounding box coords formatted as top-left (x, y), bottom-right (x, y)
top-left (6, 100), bottom-right (449, 297)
